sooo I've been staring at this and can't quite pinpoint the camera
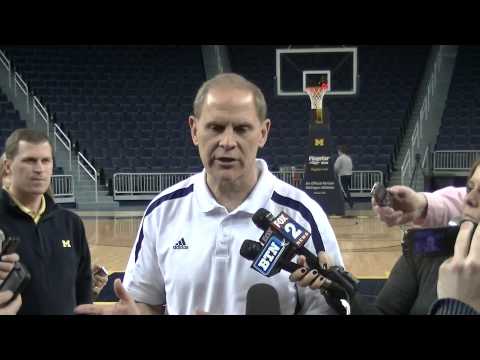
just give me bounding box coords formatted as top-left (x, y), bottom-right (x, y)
top-left (402, 225), bottom-right (470, 257)
top-left (0, 262), bottom-right (31, 303)
top-left (0, 228), bottom-right (20, 257)
top-left (1, 237), bottom-right (20, 257)
top-left (370, 182), bottom-right (393, 207)
top-left (93, 265), bottom-right (108, 277)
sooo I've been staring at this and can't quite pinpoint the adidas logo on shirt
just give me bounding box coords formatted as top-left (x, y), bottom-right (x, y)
top-left (173, 238), bottom-right (189, 250)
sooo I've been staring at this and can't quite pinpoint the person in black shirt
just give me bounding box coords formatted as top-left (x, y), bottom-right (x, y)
top-left (0, 128), bottom-right (92, 315)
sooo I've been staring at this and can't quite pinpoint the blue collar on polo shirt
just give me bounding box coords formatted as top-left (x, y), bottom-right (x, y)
top-left (194, 158), bottom-right (275, 215)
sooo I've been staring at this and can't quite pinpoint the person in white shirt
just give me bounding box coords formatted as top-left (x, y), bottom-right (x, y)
top-left (334, 145), bottom-right (354, 209)
top-left (75, 73), bottom-right (343, 315)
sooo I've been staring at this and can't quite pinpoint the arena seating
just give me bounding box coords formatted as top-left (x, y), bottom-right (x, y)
top-left (4, 45), bottom-right (430, 182)
top-left (4, 46), bottom-right (205, 178)
top-left (0, 89), bottom-right (26, 153)
top-left (436, 46), bottom-right (480, 151)
top-left (230, 45), bottom-right (430, 180)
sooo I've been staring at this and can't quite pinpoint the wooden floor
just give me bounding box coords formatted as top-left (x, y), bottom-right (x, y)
top-left (80, 209), bottom-right (404, 279)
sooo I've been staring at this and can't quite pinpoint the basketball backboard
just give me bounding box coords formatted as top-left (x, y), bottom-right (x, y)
top-left (276, 47), bottom-right (358, 96)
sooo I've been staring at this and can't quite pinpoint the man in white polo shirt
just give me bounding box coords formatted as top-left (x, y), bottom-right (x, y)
top-left (75, 73), bottom-right (343, 315)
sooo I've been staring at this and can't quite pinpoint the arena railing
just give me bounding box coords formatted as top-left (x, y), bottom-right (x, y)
top-left (53, 123), bottom-right (72, 171)
top-left (78, 152), bottom-right (98, 202)
top-left (350, 170), bottom-right (383, 196)
top-left (14, 71), bottom-right (28, 106)
top-left (113, 172), bottom-right (194, 200)
top-left (51, 174), bottom-right (75, 203)
top-left (401, 46), bottom-right (443, 185)
top-left (421, 144), bottom-right (430, 172)
top-left (113, 170), bottom-right (383, 200)
top-left (433, 150), bottom-right (480, 172)
top-left (0, 49), bottom-right (11, 90)
top-left (32, 95), bottom-right (50, 137)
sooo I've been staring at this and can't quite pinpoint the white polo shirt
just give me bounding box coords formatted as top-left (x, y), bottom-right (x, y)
top-left (123, 159), bottom-right (344, 315)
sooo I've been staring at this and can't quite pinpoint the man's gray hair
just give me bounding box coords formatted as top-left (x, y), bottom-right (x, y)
top-left (193, 73), bottom-right (267, 121)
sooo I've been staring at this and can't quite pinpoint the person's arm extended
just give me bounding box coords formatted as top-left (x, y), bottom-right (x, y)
top-left (416, 187), bottom-right (466, 227)
top-left (372, 185), bottom-right (465, 228)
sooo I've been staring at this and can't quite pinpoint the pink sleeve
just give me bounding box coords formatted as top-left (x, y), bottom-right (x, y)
top-left (415, 186), bottom-right (466, 227)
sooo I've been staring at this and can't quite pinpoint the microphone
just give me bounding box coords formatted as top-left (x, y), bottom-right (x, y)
top-left (251, 208), bottom-right (326, 271)
top-left (252, 208), bottom-right (275, 235)
top-left (240, 240), bottom-right (345, 294)
top-left (240, 240), bottom-right (299, 273)
top-left (245, 208), bottom-right (359, 302)
top-left (245, 283), bottom-right (281, 315)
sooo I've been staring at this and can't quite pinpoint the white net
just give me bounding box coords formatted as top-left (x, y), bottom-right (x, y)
top-left (305, 83), bottom-right (329, 109)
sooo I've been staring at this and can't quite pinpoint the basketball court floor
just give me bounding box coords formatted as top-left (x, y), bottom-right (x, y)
top-left (79, 204), bottom-right (404, 280)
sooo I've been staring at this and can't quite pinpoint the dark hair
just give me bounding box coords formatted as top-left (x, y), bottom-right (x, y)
top-left (3, 130), bottom-right (54, 196)
top-left (337, 144), bottom-right (348, 154)
top-left (193, 73), bottom-right (267, 121)
top-left (4, 128), bottom-right (52, 160)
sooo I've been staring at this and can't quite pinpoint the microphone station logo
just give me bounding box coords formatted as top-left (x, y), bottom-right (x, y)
top-left (272, 212), bottom-right (311, 248)
top-left (252, 235), bottom-right (288, 277)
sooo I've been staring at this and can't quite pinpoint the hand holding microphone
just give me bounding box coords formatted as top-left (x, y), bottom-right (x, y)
top-left (240, 239), bottom-right (348, 296)
top-left (291, 251), bottom-right (333, 289)
top-left (240, 208), bottom-right (359, 313)
top-left (240, 238), bottom-right (356, 313)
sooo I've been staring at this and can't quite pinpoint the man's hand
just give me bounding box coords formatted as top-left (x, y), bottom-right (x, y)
top-left (371, 185), bottom-right (427, 227)
top-left (75, 279), bottom-right (141, 315)
top-left (0, 253), bottom-right (20, 280)
top-left (437, 221), bottom-right (480, 312)
top-left (0, 291), bottom-right (22, 315)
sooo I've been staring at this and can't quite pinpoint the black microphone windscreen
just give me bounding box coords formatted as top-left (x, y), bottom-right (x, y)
top-left (240, 240), bottom-right (263, 260)
top-left (246, 283), bottom-right (281, 315)
top-left (252, 208), bottom-right (274, 231)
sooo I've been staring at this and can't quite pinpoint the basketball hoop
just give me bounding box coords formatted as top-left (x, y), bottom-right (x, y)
top-left (305, 82), bottom-right (329, 110)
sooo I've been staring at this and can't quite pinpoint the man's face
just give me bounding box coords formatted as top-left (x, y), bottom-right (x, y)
top-left (4, 141), bottom-right (53, 197)
top-left (189, 86), bottom-right (271, 185)
top-left (463, 166), bottom-right (480, 222)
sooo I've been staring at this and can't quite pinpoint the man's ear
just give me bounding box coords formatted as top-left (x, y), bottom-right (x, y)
top-left (189, 116), bottom-right (199, 146)
top-left (258, 118), bottom-right (271, 148)
top-left (3, 158), bottom-right (12, 176)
